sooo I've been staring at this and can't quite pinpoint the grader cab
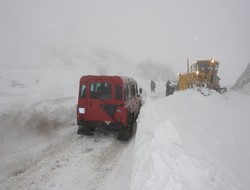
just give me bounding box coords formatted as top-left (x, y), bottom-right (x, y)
top-left (178, 59), bottom-right (227, 93)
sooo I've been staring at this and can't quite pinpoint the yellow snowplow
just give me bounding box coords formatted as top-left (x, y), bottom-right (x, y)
top-left (178, 59), bottom-right (227, 93)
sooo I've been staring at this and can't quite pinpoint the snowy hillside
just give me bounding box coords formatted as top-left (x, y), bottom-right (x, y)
top-left (1, 52), bottom-right (250, 189)
top-left (232, 63), bottom-right (250, 95)
top-left (136, 60), bottom-right (177, 82)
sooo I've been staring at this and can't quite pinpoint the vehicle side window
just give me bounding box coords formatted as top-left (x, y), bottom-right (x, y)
top-left (135, 84), bottom-right (138, 95)
top-left (132, 84), bottom-right (135, 97)
top-left (128, 85), bottom-right (132, 99)
top-left (116, 85), bottom-right (122, 100)
top-left (80, 84), bottom-right (86, 98)
top-left (124, 85), bottom-right (129, 100)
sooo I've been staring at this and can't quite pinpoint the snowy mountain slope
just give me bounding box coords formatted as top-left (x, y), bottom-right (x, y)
top-left (232, 63), bottom-right (250, 94)
top-left (1, 49), bottom-right (250, 189)
top-left (136, 60), bottom-right (177, 82)
top-left (1, 76), bottom-right (250, 189)
top-left (1, 86), bottom-right (248, 189)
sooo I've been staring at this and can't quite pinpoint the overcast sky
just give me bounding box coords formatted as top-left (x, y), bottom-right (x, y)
top-left (1, 0), bottom-right (250, 84)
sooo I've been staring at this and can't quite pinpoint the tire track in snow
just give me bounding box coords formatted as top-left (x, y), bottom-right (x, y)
top-left (0, 126), bottom-right (133, 190)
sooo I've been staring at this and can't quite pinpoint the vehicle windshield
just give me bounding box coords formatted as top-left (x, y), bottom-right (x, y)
top-left (198, 63), bottom-right (209, 71)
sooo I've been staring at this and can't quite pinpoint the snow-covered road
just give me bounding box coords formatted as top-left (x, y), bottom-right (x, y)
top-left (0, 97), bottom-right (135, 190)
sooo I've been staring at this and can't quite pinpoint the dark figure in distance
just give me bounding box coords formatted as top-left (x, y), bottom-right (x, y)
top-left (150, 80), bottom-right (156, 93)
top-left (166, 80), bottom-right (171, 96)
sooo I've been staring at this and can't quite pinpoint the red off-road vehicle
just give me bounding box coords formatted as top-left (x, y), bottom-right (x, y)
top-left (77, 75), bottom-right (142, 140)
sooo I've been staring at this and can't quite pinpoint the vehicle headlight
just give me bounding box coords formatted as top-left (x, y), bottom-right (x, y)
top-left (78, 107), bottom-right (85, 114)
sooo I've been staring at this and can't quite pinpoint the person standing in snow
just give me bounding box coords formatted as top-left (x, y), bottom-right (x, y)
top-left (150, 80), bottom-right (156, 93)
top-left (166, 80), bottom-right (171, 96)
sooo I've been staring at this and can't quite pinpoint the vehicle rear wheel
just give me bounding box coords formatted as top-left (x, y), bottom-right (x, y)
top-left (77, 124), bottom-right (94, 136)
top-left (77, 125), bottom-right (84, 134)
top-left (118, 114), bottom-right (134, 141)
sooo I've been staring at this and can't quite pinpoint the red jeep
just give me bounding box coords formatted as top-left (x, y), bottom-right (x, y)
top-left (77, 75), bottom-right (142, 140)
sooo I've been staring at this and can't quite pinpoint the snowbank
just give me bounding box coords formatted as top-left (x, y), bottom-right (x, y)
top-left (130, 89), bottom-right (245, 190)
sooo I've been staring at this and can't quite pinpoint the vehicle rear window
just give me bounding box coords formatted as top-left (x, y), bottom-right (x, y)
top-left (116, 85), bottom-right (122, 100)
top-left (80, 84), bottom-right (86, 98)
top-left (90, 82), bottom-right (112, 100)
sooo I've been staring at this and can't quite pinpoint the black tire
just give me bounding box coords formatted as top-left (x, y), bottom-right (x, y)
top-left (77, 125), bottom-right (84, 134)
top-left (118, 127), bottom-right (130, 140)
top-left (118, 114), bottom-right (134, 141)
top-left (77, 124), bottom-right (94, 136)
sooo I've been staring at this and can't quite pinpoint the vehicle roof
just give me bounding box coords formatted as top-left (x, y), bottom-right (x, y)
top-left (194, 59), bottom-right (220, 65)
top-left (80, 75), bottom-right (136, 84)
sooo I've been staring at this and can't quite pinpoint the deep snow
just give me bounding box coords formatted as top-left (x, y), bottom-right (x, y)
top-left (0, 64), bottom-right (250, 190)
